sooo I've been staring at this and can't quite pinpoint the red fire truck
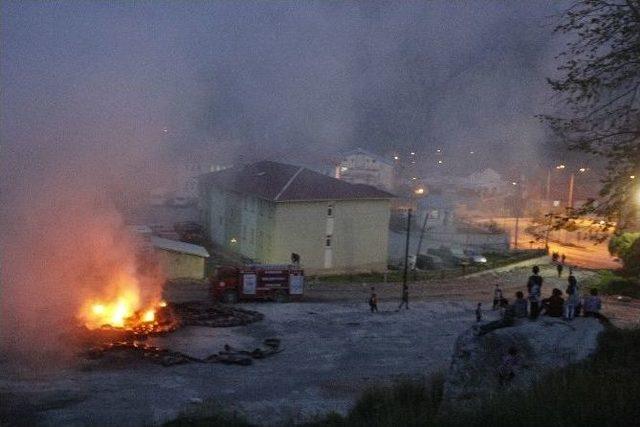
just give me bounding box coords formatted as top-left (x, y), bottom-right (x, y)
top-left (210, 264), bottom-right (304, 303)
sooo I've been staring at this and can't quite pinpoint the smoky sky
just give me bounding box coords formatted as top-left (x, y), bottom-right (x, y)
top-left (2, 0), bottom-right (567, 182)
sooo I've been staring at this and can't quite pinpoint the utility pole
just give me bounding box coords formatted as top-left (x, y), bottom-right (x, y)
top-left (568, 173), bottom-right (575, 209)
top-left (546, 169), bottom-right (551, 201)
top-left (544, 213), bottom-right (552, 253)
top-left (403, 209), bottom-right (412, 288)
top-left (413, 210), bottom-right (430, 279)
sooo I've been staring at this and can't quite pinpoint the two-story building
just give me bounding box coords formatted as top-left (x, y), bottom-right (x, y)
top-left (199, 161), bottom-right (394, 274)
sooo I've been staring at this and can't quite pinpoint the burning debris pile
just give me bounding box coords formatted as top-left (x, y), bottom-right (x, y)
top-left (171, 302), bottom-right (264, 327)
top-left (86, 338), bottom-right (282, 367)
top-left (79, 301), bottom-right (269, 367)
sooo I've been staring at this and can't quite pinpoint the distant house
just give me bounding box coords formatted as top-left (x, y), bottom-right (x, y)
top-left (416, 193), bottom-right (455, 231)
top-left (460, 168), bottom-right (507, 196)
top-left (151, 236), bottom-right (210, 280)
top-left (131, 226), bottom-right (210, 280)
top-left (199, 161), bottom-right (394, 273)
top-left (336, 148), bottom-right (395, 191)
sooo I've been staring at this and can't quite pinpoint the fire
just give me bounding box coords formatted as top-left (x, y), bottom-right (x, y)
top-left (80, 276), bottom-right (162, 329)
top-left (142, 309), bottom-right (155, 323)
top-left (83, 297), bottom-right (161, 329)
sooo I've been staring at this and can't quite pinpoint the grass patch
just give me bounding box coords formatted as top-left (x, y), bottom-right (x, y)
top-left (315, 250), bottom-right (545, 284)
top-left (165, 328), bottom-right (640, 426)
top-left (308, 327), bottom-right (640, 427)
top-left (583, 270), bottom-right (640, 299)
top-left (164, 403), bottom-right (252, 427)
top-left (441, 327), bottom-right (640, 427)
top-left (304, 376), bottom-right (444, 427)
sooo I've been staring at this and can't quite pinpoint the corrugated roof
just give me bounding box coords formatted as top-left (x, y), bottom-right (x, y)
top-left (199, 161), bottom-right (394, 202)
top-left (151, 236), bottom-right (210, 258)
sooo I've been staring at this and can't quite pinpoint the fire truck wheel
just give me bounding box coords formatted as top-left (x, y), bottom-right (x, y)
top-left (222, 290), bottom-right (239, 304)
top-left (274, 291), bottom-right (290, 303)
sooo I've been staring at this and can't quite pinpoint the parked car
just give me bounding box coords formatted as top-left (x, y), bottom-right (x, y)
top-left (409, 254), bottom-right (444, 270)
top-left (464, 249), bottom-right (487, 264)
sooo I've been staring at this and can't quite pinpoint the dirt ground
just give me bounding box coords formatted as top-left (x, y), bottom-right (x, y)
top-left (1, 260), bottom-right (638, 426)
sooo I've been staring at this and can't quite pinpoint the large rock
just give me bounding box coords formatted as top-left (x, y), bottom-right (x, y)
top-left (442, 317), bottom-right (603, 408)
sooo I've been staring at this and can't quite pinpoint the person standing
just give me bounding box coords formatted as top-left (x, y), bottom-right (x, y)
top-left (561, 253), bottom-right (566, 265)
top-left (397, 285), bottom-right (409, 310)
top-left (498, 347), bottom-right (520, 385)
top-left (475, 302), bottom-right (483, 322)
top-left (492, 284), bottom-right (504, 310)
top-left (527, 266), bottom-right (543, 319)
top-left (556, 263), bottom-right (564, 277)
top-left (564, 275), bottom-right (579, 320)
top-left (369, 287), bottom-right (379, 313)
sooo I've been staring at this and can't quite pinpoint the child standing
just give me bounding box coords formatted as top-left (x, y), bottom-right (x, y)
top-left (397, 285), bottom-right (409, 310)
top-left (564, 275), bottom-right (580, 320)
top-left (492, 284), bottom-right (503, 310)
top-left (557, 263), bottom-right (564, 277)
top-left (369, 288), bottom-right (379, 313)
top-left (475, 302), bottom-right (483, 322)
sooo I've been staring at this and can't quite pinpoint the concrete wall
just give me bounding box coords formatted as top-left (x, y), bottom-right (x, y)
top-left (270, 199), bottom-right (390, 273)
top-left (155, 249), bottom-right (206, 279)
top-left (202, 187), bottom-right (275, 260)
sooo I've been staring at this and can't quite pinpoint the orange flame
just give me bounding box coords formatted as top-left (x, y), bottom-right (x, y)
top-left (79, 271), bottom-right (162, 329)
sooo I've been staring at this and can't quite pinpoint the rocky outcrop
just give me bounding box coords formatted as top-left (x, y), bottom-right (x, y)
top-left (442, 317), bottom-right (603, 408)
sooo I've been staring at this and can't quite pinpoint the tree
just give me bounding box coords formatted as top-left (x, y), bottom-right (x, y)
top-left (543, 0), bottom-right (640, 226)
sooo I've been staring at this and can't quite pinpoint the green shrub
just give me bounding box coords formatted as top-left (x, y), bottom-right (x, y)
top-left (608, 232), bottom-right (640, 274)
top-left (584, 270), bottom-right (640, 298)
top-left (310, 329), bottom-right (640, 427)
top-left (442, 328), bottom-right (640, 427)
top-left (164, 405), bottom-right (252, 427)
top-left (306, 376), bottom-right (444, 427)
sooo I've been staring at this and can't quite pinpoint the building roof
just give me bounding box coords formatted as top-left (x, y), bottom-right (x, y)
top-left (150, 236), bottom-right (210, 258)
top-left (199, 160), bottom-right (394, 202)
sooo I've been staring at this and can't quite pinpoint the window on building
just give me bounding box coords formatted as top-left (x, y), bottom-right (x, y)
top-left (327, 203), bottom-right (334, 217)
top-left (325, 235), bottom-right (332, 247)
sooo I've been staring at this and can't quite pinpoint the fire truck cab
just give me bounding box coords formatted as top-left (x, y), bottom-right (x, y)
top-left (211, 264), bottom-right (304, 303)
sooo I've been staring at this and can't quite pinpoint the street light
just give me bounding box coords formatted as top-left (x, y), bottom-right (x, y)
top-left (547, 165), bottom-right (588, 208)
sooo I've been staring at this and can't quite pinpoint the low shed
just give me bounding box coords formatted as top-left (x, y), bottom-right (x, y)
top-left (151, 236), bottom-right (210, 279)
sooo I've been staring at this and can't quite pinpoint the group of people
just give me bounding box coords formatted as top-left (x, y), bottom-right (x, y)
top-left (475, 264), bottom-right (603, 336)
top-left (524, 265), bottom-right (602, 320)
